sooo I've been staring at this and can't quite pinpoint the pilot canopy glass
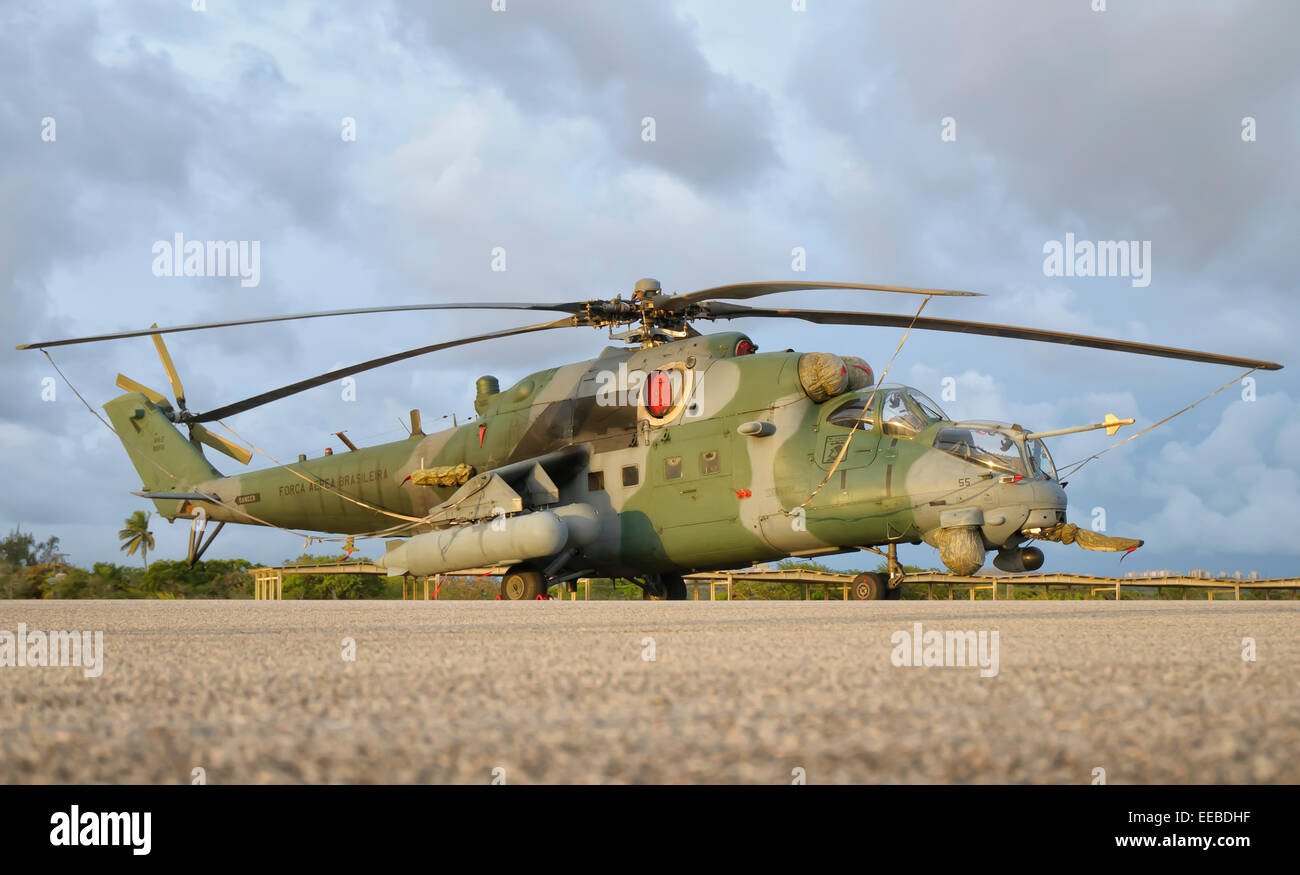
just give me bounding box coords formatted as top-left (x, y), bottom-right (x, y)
top-left (1026, 437), bottom-right (1057, 479)
top-left (826, 386), bottom-right (949, 435)
top-left (933, 426), bottom-right (1028, 476)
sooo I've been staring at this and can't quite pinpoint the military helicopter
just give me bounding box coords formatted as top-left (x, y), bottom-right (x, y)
top-left (19, 278), bottom-right (1282, 599)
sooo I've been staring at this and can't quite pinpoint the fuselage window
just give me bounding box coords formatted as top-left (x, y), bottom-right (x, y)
top-left (622, 465), bottom-right (639, 487)
top-left (588, 471), bottom-right (605, 491)
top-left (828, 395), bottom-right (876, 429)
top-left (664, 457), bottom-right (683, 480)
top-left (700, 450), bottom-right (720, 475)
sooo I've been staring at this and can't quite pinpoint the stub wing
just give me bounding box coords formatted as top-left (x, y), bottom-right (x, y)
top-left (383, 448), bottom-right (600, 577)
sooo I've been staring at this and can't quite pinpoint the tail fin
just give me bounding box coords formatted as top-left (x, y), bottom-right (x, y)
top-left (104, 391), bottom-right (221, 519)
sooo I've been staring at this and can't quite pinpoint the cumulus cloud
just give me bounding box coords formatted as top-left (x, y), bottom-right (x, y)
top-left (390, 0), bottom-right (781, 193)
top-left (1, 1), bottom-right (1295, 576)
top-left (1134, 393), bottom-right (1300, 556)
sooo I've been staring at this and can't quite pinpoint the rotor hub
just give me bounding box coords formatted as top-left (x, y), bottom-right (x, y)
top-left (633, 277), bottom-right (662, 299)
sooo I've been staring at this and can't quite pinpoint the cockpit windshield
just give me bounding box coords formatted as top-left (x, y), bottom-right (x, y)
top-left (880, 389), bottom-right (924, 436)
top-left (907, 389), bottom-right (948, 423)
top-left (1026, 437), bottom-right (1057, 479)
top-left (933, 426), bottom-right (1027, 476)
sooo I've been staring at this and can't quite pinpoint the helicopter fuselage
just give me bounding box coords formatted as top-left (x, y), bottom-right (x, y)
top-left (107, 330), bottom-right (1068, 579)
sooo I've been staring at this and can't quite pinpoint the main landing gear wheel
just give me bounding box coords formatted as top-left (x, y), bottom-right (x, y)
top-left (641, 574), bottom-right (688, 600)
top-left (662, 574), bottom-right (687, 600)
top-left (501, 566), bottom-right (548, 600)
top-left (851, 572), bottom-right (887, 600)
top-left (884, 582), bottom-right (904, 600)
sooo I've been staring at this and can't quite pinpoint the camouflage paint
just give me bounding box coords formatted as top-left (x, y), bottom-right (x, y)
top-left (103, 330), bottom-right (1068, 576)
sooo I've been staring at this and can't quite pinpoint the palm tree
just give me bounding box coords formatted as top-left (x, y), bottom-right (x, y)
top-left (118, 511), bottom-right (155, 569)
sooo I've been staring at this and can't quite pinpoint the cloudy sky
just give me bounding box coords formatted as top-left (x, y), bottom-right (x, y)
top-left (3, 0), bottom-right (1297, 577)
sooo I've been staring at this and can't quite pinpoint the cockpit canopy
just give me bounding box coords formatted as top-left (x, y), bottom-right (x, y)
top-left (825, 388), bottom-right (1058, 480)
top-left (933, 425), bottom-right (1058, 479)
top-left (933, 426), bottom-right (1022, 474)
top-left (826, 385), bottom-right (949, 436)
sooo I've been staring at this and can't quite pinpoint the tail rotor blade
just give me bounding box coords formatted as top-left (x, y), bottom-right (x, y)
top-left (115, 374), bottom-right (174, 412)
top-left (150, 324), bottom-right (187, 410)
top-left (189, 423), bottom-right (253, 466)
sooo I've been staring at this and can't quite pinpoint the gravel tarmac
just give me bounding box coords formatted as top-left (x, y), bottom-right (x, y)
top-left (1, 599), bottom-right (1296, 784)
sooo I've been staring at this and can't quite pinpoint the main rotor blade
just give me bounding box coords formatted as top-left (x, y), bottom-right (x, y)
top-left (189, 423), bottom-right (253, 466)
top-left (190, 317), bottom-right (577, 423)
top-left (149, 324), bottom-right (186, 410)
top-left (16, 302), bottom-right (588, 350)
top-left (703, 303), bottom-right (1283, 371)
top-left (114, 374), bottom-right (173, 412)
top-left (662, 281), bottom-right (981, 312)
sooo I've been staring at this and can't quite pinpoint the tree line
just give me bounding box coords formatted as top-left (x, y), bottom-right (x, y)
top-left (0, 520), bottom-right (400, 600)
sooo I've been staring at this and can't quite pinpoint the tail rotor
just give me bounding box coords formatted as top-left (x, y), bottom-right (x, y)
top-left (115, 326), bottom-right (253, 466)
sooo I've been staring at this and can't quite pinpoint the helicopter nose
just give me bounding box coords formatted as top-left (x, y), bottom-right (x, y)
top-left (1017, 480), bottom-right (1068, 531)
top-left (972, 479), bottom-right (1066, 549)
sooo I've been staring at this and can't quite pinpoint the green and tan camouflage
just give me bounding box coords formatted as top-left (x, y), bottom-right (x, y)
top-left (38, 276), bottom-right (1271, 600)
top-left (101, 328), bottom-right (1083, 597)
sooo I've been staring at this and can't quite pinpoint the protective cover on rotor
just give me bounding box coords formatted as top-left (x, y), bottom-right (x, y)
top-left (797, 352), bottom-right (850, 402)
